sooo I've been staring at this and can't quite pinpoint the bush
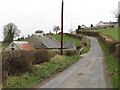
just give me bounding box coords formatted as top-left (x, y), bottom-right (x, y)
top-left (2, 51), bottom-right (10, 85)
top-left (115, 44), bottom-right (120, 60)
top-left (34, 49), bottom-right (50, 64)
top-left (64, 50), bottom-right (77, 56)
top-left (81, 37), bottom-right (87, 46)
top-left (2, 51), bottom-right (34, 76)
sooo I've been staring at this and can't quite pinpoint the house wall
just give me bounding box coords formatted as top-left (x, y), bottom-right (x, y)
top-left (4, 42), bottom-right (21, 51)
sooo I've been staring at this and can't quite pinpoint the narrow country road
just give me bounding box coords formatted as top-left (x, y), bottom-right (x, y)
top-left (38, 37), bottom-right (109, 88)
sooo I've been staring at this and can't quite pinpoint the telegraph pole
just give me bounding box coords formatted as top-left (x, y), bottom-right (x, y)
top-left (61, 0), bottom-right (64, 55)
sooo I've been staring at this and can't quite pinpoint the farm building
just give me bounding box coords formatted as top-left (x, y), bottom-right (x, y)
top-left (4, 41), bottom-right (35, 51)
top-left (27, 30), bottom-right (76, 51)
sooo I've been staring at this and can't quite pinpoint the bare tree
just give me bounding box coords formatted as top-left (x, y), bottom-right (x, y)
top-left (3, 23), bottom-right (20, 43)
top-left (53, 26), bottom-right (60, 34)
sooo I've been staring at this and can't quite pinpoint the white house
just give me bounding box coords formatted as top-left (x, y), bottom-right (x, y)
top-left (81, 24), bottom-right (87, 29)
top-left (4, 41), bottom-right (35, 51)
top-left (96, 21), bottom-right (118, 28)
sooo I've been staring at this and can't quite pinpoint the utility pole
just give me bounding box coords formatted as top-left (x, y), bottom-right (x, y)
top-left (61, 0), bottom-right (64, 55)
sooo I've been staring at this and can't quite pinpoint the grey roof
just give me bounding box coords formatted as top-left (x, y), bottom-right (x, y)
top-left (27, 35), bottom-right (61, 49)
top-left (27, 35), bottom-right (76, 49)
top-left (99, 21), bottom-right (118, 25)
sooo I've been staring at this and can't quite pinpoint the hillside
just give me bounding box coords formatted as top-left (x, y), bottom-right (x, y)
top-left (94, 27), bottom-right (118, 41)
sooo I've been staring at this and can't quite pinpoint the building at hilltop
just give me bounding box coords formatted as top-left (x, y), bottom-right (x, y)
top-left (96, 21), bottom-right (118, 28)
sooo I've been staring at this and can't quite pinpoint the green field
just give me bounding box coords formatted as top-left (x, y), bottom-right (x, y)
top-left (53, 34), bottom-right (80, 46)
top-left (94, 28), bottom-right (118, 41)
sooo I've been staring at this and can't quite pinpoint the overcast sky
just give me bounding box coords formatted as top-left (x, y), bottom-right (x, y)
top-left (0, 0), bottom-right (119, 41)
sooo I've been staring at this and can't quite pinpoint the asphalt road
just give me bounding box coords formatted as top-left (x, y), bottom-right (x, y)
top-left (38, 37), bottom-right (109, 88)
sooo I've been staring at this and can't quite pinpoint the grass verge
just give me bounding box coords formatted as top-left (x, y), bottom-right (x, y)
top-left (0, 42), bottom-right (2, 50)
top-left (94, 27), bottom-right (118, 41)
top-left (98, 39), bottom-right (119, 88)
top-left (4, 54), bottom-right (80, 88)
top-left (81, 38), bottom-right (91, 54)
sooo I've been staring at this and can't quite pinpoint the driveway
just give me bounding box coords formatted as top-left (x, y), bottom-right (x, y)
top-left (37, 37), bottom-right (111, 88)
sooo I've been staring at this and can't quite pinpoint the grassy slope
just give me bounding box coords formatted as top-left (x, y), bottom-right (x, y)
top-left (81, 38), bottom-right (91, 54)
top-left (53, 34), bottom-right (80, 46)
top-left (5, 55), bottom-right (80, 88)
top-left (98, 39), bottom-right (119, 88)
top-left (94, 28), bottom-right (118, 41)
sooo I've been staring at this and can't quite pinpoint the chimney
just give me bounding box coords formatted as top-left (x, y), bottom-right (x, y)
top-left (35, 30), bottom-right (43, 37)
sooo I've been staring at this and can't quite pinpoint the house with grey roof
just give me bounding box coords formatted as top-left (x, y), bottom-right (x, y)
top-left (96, 21), bottom-right (118, 28)
top-left (27, 30), bottom-right (76, 51)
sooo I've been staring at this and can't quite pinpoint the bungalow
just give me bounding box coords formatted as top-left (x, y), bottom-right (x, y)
top-left (4, 41), bottom-right (35, 51)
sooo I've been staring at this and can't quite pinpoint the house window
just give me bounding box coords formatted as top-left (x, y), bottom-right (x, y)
top-left (11, 44), bottom-right (15, 50)
top-left (11, 48), bottom-right (15, 51)
top-left (12, 44), bottom-right (14, 47)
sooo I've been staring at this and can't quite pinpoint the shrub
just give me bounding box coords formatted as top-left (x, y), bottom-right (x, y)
top-left (48, 51), bottom-right (56, 59)
top-left (2, 51), bottom-right (34, 76)
top-left (64, 50), bottom-right (77, 56)
top-left (2, 51), bottom-right (10, 85)
top-left (115, 44), bottom-right (120, 60)
top-left (9, 51), bottom-right (34, 75)
top-left (81, 37), bottom-right (87, 46)
top-left (34, 49), bottom-right (50, 64)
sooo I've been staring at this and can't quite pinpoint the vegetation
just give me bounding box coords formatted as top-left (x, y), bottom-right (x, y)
top-left (53, 34), bottom-right (80, 46)
top-left (98, 39), bottom-right (119, 88)
top-left (34, 50), bottom-right (51, 64)
top-left (80, 38), bottom-right (91, 54)
top-left (90, 24), bottom-right (93, 28)
top-left (94, 27), bottom-right (118, 41)
top-left (53, 26), bottom-right (60, 34)
top-left (4, 54), bottom-right (80, 88)
top-left (78, 25), bottom-right (81, 29)
top-left (3, 33), bottom-right (91, 88)
top-left (0, 42), bottom-right (2, 50)
top-left (3, 23), bottom-right (20, 43)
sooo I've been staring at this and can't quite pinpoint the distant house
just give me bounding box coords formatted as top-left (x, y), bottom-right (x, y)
top-left (71, 30), bottom-right (76, 34)
top-left (27, 30), bottom-right (76, 51)
top-left (96, 21), bottom-right (118, 28)
top-left (81, 24), bottom-right (87, 29)
top-left (4, 41), bottom-right (35, 51)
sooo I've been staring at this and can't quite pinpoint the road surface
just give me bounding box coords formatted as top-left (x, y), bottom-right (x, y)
top-left (38, 37), bottom-right (110, 88)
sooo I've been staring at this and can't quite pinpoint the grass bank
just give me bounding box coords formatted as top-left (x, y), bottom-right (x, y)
top-left (81, 38), bottom-right (91, 54)
top-left (0, 42), bottom-right (2, 50)
top-left (4, 54), bottom-right (80, 88)
top-left (98, 39), bottom-right (119, 88)
top-left (94, 28), bottom-right (118, 41)
top-left (53, 34), bottom-right (80, 46)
